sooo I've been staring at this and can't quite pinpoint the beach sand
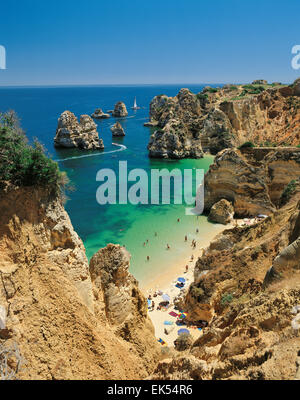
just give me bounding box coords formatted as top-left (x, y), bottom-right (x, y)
top-left (140, 219), bottom-right (247, 348)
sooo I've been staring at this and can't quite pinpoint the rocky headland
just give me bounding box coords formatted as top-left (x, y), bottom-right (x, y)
top-left (54, 111), bottom-right (104, 150)
top-left (147, 79), bottom-right (300, 158)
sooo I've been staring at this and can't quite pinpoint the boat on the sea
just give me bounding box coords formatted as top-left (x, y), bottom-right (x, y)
top-left (131, 97), bottom-right (140, 110)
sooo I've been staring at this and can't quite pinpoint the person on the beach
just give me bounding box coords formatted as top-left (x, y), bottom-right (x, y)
top-left (190, 255), bottom-right (194, 261)
top-left (193, 241), bottom-right (197, 249)
top-left (147, 256), bottom-right (150, 261)
top-left (185, 235), bottom-right (187, 242)
top-left (196, 228), bottom-right (199, 234)
top-left (143, 242), bottom-right (146, 246)
top-left (177, 218), bottom-right (180, 222)
top-left (185, 265), bottom-right (189, 273)
top-left (167, 244), bottom-right (170, 250)
top-left (152, 301), bottom-right (155, 311)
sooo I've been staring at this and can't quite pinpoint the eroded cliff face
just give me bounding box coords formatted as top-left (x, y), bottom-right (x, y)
top-left (147, 81), bottom-right (300, 158)
top-left (204, 147), bottom-right (300, 217)
top-left (151, 182), bottom-right (300, 380)
top-left (0, 185), bottom-right (159, 379)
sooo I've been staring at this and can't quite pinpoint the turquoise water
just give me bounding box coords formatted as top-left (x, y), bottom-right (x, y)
top-left (0, 84), bottom-right (220, 284)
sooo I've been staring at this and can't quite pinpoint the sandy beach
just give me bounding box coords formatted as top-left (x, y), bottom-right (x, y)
top-left (140, 219), bottom-right (248, 348)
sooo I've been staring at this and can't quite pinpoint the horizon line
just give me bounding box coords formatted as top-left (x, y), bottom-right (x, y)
top-left (0, 80), bottom-right (291, 89)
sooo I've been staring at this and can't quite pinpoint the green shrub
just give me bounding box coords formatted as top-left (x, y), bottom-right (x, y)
top-left (0, 111), bottom-right (66, 194)
top-left (196, 93), bottom-right (208, 101)
top-left (238, 141), bottom-right (255, 149)
top-left (207, 87), bottom-right (218, 93)
top-left (221, 293), bottom-right (233, 306)
top-left (281, 179), bottom-right (297, 202)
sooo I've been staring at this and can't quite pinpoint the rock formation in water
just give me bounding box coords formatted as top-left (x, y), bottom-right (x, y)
top-left (147, 89), bottom-right (204, 159)
top-left (54, 111), bottom-right (104, 150)
top-left (151, 176), bottom-right (300, 380)
top-left (0, 184), bottom-right (159, 379)
top-left (208, 199), bottom-right (234, 225)
top-left (111, 121), bottom-right (125, 137)
top-left (112, 102), bottom-right (128, 117)
top-left (91, 108), bottom-right (110, 119)
top-left (204, 147), bottom-right (300, 217)
top-left (147, 79), bottom-right (300, 158)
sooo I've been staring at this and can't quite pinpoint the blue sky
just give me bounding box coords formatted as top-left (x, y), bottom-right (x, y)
top-left (0, 0), bottom-right (300, 86)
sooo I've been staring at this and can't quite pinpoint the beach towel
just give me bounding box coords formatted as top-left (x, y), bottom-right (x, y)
top-left (164, 321), bottom-right (174, 326)
top-left (158, 338), bottom-right (166, 346)
top-left (169, 311), bottom-right (178, 317)
top-left (178, 313), bottom-right (186, 319)
top-left (198, 328), bottom-right (202, 332)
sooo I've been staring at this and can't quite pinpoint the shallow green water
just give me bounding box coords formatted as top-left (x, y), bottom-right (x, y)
top-left (0, 84), bottom-right (221, 285)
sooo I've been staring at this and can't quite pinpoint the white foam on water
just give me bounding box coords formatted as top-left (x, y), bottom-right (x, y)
top-left (55, 143), bottom-right (127, 162)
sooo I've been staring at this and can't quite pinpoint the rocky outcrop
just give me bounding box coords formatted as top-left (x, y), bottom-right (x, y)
top-left (147, 89), bottom-right (204, 159)
top-left (54, 111), bottom-right (104, 150)
top-left (89, 245), bottom-right (158, 362)
top-left (91, 108), bottom-right (110, 119)
top-left (147, 79), bottom-right (300, 157)
top-left (204, 147), bottom-right (300, 217)
top-left (112, 102), bottom-right (128, 117)
top-left (0, 184), bottom-right (159, 379)
top-left (208, 199), bottom-right (234, 225)
top-left (111, 121), bottom-right (125, 137)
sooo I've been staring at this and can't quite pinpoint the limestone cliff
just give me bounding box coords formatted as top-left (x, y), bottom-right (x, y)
top-left (147, 80), bottom-right (300, 158)
top-left (151, 178), bottom-right (300, 380)
top-left (0, 184), bottom-right (159, 379)
top-left (204, 147), bottom-right (300, 217)
top-left (147, 89), bottom-right (204, 159)
top-left (54, 111), bottom-right (104, 150)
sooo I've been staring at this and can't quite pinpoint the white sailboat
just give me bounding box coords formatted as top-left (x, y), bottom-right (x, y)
top-left (131, 96), bottom-right (140, 110)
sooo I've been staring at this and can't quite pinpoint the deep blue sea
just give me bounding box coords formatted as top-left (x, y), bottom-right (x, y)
top-left (0, 84), bottom-right (222, 285)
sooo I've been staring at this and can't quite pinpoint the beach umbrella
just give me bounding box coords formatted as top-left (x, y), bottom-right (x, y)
top-left (162, 294), bottom-right (170, 302)
top-left (178, 328), bottom-right (190, 335)
top-left (177, 277), bottom-right (186, 283)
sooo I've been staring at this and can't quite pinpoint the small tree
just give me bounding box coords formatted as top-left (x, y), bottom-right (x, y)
top-left (238, 141), bottom-right (255, 149)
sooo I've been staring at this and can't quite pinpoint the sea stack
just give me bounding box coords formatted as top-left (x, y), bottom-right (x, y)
top-left (91, 108), bottom-right (110, 119)
top-left (54, 111), bottom-right (104, 150)
top-left (111, 121), bottom-right (125, 137)
top-left (112, 101), bottom-right (128, 117)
